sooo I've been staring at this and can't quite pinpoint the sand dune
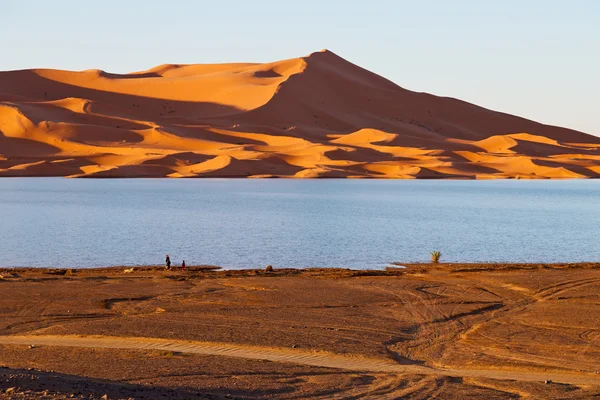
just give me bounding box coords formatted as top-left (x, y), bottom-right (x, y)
top-left (1, 49), bottom-right (599, 178)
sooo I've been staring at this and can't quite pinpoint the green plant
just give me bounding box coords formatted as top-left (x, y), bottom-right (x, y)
top-left (430, 251), bottom-right (441, 264)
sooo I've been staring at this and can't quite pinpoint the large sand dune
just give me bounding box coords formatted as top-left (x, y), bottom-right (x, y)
top-left (1, 50), bottom-right (599, 178)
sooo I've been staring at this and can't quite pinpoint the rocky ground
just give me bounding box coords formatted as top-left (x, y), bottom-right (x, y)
top-left (1, 264), bottom-right (599, 399)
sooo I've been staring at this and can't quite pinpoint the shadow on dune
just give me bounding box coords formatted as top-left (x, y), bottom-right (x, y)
top-left (98, 71), bottom-right (163, 80)
top-left (0, 71), bottom-right (247, 123)
top-left (235, 50), bottom-right (600, 147)
top-left (0, 134), bottom-right (61, 158)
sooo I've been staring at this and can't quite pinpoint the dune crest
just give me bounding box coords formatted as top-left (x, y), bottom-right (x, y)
top-left (1, 50), bottom-right (599, 178)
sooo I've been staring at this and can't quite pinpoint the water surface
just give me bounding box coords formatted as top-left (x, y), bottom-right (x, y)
top-left (0, 179), bottom-right (598, 269)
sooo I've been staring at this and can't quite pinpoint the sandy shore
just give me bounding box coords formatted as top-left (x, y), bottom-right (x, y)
top-left (1, 263), bottom-right (600, 399)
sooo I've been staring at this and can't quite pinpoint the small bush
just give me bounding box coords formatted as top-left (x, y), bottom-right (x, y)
top-left (155, 350), bottom-right (179, 358)
top-left (430, 251), bottom-right (441, 264)
top-left (265, 265), bottom-right (274, 272)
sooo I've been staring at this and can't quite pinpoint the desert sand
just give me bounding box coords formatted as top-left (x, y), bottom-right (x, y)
top-left (1, 50), bottom-right (600, 179)
top-left (1, 264), bottom-right (600, 399)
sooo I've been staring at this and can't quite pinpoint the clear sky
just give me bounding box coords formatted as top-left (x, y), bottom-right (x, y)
top-left (2, 0), bottom-right (599, 135)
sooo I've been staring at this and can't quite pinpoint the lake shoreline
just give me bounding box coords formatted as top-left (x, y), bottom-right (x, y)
top-left (3, 261), bottom-right (600, 276)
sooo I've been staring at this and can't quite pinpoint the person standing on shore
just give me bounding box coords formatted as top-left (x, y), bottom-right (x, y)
top-left (165, 254), bottom-right (171, 270)
top-left (181, 260), bottom-right (186, 271)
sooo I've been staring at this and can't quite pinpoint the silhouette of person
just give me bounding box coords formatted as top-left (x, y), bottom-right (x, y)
top-left (181, 260), bottom-right (186, 271)
top-left (165, 254), bottom-right (171, 270)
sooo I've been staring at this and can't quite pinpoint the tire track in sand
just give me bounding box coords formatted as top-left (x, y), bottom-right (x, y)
top-left (1, 335), bottom-right (600, 386)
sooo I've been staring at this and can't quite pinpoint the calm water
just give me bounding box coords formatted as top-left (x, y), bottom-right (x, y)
top-left (0, 178), bottom-right (599, 269)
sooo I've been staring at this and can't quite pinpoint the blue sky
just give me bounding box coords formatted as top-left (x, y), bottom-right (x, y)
top-left (2, 0), bottom-right (599, 135)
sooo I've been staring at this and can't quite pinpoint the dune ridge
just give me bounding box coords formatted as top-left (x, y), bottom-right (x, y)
top-left (1, 49), bottom-right (599, 178)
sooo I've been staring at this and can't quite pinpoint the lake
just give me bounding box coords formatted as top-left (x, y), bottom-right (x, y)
top-left (0, 178), bottom-right (599, 269)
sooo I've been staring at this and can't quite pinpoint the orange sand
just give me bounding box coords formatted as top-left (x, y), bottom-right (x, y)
top-left (1, 50), bottom-right (599, 178)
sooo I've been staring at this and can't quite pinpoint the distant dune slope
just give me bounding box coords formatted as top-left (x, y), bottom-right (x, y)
top-left (1, 49), bottom-right (599, 178)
